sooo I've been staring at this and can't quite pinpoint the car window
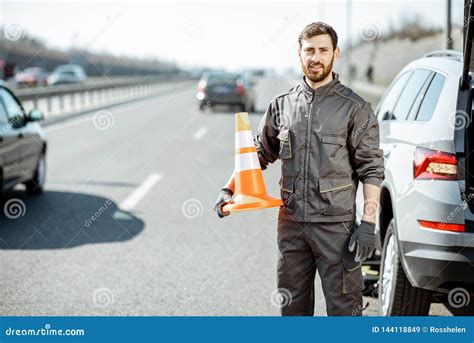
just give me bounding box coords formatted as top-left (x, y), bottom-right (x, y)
top-left (415, 73), bottom-right (446, 122)
top-left (0, 89), bottom-right (24, 121)
top-left (391, 69), bottom-right (432, 121)
top-left (60, 70), bottom-right (76, 76)
top-left (207, 74), bottom-right (239, 85)
top-left (377, 71), bottom-right (411, 121)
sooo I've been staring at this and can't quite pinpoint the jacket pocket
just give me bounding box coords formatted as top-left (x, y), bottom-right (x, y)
top-left (277, 128), bottom-right (292, 160)
top-left (321, 134), bottom-right (346, 145)
top-left (320, 134), bottom-right (346, 159)
top-left (319, 177), bottom-right (354, 215)
top-left (342, 256), bottom-right (364, 294)
top-left (279, 176), bottom-right (295, 214)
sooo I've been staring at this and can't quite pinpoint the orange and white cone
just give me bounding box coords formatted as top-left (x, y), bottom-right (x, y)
top-left (223, 112), bottom-right (283, 213)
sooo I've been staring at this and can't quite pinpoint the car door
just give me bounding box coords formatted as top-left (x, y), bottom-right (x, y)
top-left (378, 69), bottom-right (433, 188)
top-left (356, 71), bottom-right (413, 225)
top-left (375, 70), bottom-right (412, 177)
top-left (0, 88), bottom-right (25, 187)
top-left (0, 88), bottom-right (37, 183)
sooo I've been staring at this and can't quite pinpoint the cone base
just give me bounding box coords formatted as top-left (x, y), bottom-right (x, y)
top-left (223, 193), bottom-right (283, 213)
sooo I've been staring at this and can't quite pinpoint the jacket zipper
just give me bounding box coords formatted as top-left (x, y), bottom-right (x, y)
top-left (303, 101), bottom-right (314, 221)
top-left (319, 183), bottom-right (353, 194)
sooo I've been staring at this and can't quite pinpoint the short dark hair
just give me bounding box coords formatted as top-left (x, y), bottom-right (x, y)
top-left (298, 22), bottom-right (338, 50)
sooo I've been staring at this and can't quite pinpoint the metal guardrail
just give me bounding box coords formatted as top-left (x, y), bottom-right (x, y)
top-left (12, 74), bottom-right (194, 119)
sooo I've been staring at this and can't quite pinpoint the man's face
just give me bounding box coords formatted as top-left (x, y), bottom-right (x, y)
top-left (298, 34), bottom-right (340, 83)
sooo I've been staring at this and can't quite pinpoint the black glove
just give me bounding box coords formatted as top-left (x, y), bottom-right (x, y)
top-left (348, 220), bottom-right (376, 262)
top-left (213, 188), bottom-right (233, 218)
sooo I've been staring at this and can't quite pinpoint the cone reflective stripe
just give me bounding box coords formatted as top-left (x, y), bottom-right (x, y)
top-left (223, 112), bottom-right (283, 213)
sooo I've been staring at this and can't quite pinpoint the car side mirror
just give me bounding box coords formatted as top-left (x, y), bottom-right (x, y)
top-left (28, 109), bottom-right (44, 122)
top-left (382, 111), bottom-right (395, 121)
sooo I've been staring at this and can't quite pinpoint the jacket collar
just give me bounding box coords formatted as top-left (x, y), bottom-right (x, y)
top-left (301, 71), bottom-right (340, 102)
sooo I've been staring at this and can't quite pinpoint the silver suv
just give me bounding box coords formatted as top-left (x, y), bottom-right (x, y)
top-left (359, 49), bottom-right (474, 315)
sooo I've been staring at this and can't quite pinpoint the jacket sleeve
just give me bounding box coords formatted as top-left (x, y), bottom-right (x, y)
top-left (253, 101), bottom-right (280, 170)
top-left (348, 102), bottom-right (385, 187)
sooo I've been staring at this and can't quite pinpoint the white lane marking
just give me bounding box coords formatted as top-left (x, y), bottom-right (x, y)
top-left (192, 126), bottom-right (208, 140)
top-left (120, 173), bottom-right (162, 211)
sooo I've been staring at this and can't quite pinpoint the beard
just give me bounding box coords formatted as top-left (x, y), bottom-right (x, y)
top-left (300, 57), bottom-right (334, 83)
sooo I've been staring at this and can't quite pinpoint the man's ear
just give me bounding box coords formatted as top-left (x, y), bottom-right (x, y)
top-left (334, 47), bottom-right (341, 62)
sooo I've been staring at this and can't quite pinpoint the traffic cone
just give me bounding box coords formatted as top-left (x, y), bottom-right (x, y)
top-left (223, 112), bottom-right (283, 213)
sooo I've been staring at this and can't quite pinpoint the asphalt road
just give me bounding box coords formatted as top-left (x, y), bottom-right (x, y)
top-left (0, 76), bottom-right (451, 316)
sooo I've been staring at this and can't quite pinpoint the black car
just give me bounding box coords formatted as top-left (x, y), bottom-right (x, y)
top-left (197, 72), bottom-right (256, 112)
top-left (0, 82), bottom-right (46, 194)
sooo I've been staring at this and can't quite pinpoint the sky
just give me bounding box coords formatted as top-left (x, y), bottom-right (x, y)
top-left (0, 0), bottom-right (465, 72)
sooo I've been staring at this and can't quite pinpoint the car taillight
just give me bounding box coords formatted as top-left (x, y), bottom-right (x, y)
top-left (418, 219), bottom-right (465, 232)
top-left (413, 147), bottom-right (457, 180)
top-left (198, 80), bottom-right (207, 92)
top-left (236, 81), bottom-right (245, 96)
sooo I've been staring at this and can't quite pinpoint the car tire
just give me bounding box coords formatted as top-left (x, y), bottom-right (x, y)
top-left (24, 153), bottom-right (46, 194)
top-left (239, 104), bottom-right (246, 112)
top-left (379, 219), bottom-right (432, 315)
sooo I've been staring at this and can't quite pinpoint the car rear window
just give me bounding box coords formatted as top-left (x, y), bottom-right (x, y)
top-left (415, 73), bottom-right (446, 122)
top-left (207, 74), bottom-right (239, 84)
top-left (391, 69), bottom-right (432, 121)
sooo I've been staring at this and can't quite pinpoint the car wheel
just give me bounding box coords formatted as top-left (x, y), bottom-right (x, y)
top-left (379, 219), bottom-right (432, 315)
top-left (239, 104), bottom-right (246, 112)
top-left (24, 153), bottom-right (46, 194)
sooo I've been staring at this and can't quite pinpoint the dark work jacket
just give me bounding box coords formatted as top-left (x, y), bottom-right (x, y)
top-left (254, 72), bottom-right (385, 222)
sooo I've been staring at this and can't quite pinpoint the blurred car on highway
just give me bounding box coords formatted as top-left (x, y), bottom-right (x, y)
top-left (0, 81), bottom-right (47, 194)
top-left (196, 72), bottom-right (256, 112)
top-left (14, 67), bottom-right (49, 87)
top-left (356, 49), bottom-right (474, 316)
top-left (47, 64), bottom-right (86, 85)
top-left (191, 67), bottom-right (222, 80)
